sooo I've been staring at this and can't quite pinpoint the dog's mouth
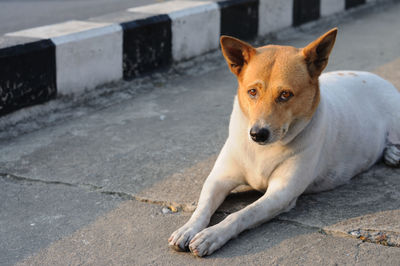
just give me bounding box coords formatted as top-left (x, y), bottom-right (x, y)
top-left (252, 140), bottom-right (269, 145)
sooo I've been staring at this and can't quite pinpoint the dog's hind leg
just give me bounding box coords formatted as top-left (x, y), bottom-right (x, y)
top-left (383, 130), bottom-right (400, 167)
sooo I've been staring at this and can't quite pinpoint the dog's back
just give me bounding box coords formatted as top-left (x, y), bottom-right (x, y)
top-left (306, 71), bottom-right (400, 192)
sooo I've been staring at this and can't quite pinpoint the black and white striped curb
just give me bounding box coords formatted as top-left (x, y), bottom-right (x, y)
top-left (0, 0), bottom-right (381, 115)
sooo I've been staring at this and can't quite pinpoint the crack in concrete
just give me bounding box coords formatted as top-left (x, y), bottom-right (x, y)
top-left (274, 217), bottom-right (324, 232)
top-left (320, 227), bottom-right (400, 249)
top-left (0, 172), bottom-right (101, 191)
top-left (359, 228), bottom-right (400, 236)
top-left (0, 172), bottom-right (195, 211)
top-left (354, 242), bottom-right (362, 263)
top-left (266, 216), bottom-right (400, 249)
top-left (133, 195), bottom-right (196, 212)
top-left (347, 228), bottom-right (400, 248)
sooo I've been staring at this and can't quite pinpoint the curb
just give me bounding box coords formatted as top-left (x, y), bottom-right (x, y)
top-left (0, 0), bottom-right (384, 116)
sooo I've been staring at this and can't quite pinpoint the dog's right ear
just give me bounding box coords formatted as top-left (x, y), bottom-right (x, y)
top-left (220, 36), bottom-right (256, 76)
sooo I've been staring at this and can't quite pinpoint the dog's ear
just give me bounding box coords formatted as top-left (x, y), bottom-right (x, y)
top-left (302, 28), bottom-right (337, 78)
top-left (220, 36), bottom-right (256, 76)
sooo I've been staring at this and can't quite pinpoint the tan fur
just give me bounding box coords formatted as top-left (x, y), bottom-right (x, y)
top-left (220, 29), bottom-right (337, 141)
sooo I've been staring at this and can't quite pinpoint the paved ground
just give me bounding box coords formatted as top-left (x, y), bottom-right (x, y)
top-left (1, 2), bottom-right (400, 265)
top-left (0, 0), bottom-right (163, 35)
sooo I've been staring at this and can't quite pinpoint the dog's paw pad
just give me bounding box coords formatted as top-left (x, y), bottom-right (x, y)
top-left (383, 144), bottom-right (400, 167)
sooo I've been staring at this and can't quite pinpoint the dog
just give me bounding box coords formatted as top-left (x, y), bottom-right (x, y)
top-left (168, 28), bottom-right (400, 257)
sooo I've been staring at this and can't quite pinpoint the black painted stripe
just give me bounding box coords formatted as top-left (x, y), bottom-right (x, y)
top-left (218, 0), bottom-right (259, 40)
top-left (121, 15), bottom-right (172, 80)
top-left (293, 0), bottom-right (320, 26)
top-left (345, 0), bottom-right (366, 9)
top-left (0, 40), bottom-right (56, 116)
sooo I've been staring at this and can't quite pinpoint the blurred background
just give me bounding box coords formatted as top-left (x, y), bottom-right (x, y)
top-left (0, 0), bottom-right (166, 35)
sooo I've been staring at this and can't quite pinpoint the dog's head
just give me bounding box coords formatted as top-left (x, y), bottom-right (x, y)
top-left (221, 28), bottom-right (337, 145)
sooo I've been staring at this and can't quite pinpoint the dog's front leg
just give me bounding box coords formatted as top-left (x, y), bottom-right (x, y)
top-left (168, 144), bottom-right (243, 251)
top-left (188, 161), bottom-right (314, 257)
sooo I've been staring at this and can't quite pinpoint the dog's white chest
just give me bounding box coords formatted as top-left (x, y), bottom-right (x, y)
top-left (235, 141), bottom-right (291, 191)
top-left (243, 159), bottom-right (274, 191)
top-left (244, 167), bottom-right (277, 191)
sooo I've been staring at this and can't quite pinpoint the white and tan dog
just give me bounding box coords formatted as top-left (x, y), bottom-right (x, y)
top-left (168, 28), bottom-right (400, 256)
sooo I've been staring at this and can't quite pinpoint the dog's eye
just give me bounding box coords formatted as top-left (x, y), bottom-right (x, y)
top-left (277, 91), bottom-right (294, 102)
top-left (248, 88), bottom-right (258, 98)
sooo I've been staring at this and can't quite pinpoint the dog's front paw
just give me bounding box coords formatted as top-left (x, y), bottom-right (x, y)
top-left (168, 223), bottom-right (203, 252)
top-left (189, 226), bottom-right (230, 257)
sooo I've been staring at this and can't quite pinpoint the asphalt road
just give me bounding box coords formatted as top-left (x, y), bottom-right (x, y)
top-left (1, 2), bottom-right (400, 265)
top-left (0, 0), bottom-right (164, 35)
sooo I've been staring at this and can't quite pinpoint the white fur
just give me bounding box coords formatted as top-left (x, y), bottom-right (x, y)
top-left (169, 71), bottom-right (400, 256)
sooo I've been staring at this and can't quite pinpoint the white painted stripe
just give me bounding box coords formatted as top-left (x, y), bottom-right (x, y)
top-left (127, 1), bottom-right (214, 15)
top-left (321, 0), bottom-right (345, 16)
top-left (51, 24), bottom-right (122, 45)
top-left (129, 1), bottom-right (220, 61)
top-left (7, 20), bottom-right (123, 94)
top-left (167, 2), bottom-right (219, 20)
top-left (6, 20), bottom-right (111, 39)
top-left (259, 0), bottom-right (293, 35)
top-left (53, 24), bottom-right (123, 95)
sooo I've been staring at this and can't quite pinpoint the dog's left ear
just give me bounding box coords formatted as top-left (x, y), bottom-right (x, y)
top-left (302, 28), bottom-right (338, 78)
top-left (220, 36), bottom-right (256, 76)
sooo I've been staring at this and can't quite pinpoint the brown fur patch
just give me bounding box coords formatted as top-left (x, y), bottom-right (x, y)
top-left (236, 44), bottom-right (320, 133)
top-left (220, 28), bottom-right (337, 140)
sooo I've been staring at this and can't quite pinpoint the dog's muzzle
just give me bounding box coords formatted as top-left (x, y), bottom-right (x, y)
top-left (250, 125), bottom-right (270, 144)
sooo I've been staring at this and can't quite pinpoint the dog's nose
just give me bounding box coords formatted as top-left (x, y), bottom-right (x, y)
top-left (250, 126), bottom-right (270, 143)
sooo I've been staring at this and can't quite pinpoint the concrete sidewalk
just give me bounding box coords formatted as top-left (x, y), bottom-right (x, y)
top-left (1, 2), bottom-right (400, 265)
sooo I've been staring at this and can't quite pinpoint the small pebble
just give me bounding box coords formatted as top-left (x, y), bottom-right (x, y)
top-left (349, 230), bottom-right (361, 237)
top-left (169, 205), bottom-right (178, 212)
top-left (162, 207), bottom-right (171, 214)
